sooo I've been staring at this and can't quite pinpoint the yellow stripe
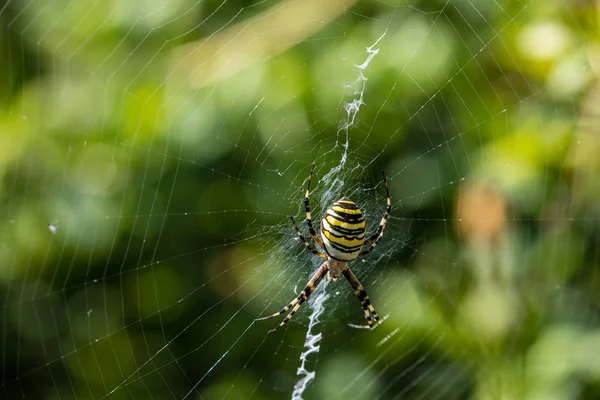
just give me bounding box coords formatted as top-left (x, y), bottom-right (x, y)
top-left (337, 199), bottom-right (354, 204)
top-left (331, 206), bottom-right (362, 214)
top-left (322, 229), bottom-right (365, 247)
top-left (326, 215), bottom-right (365, 230)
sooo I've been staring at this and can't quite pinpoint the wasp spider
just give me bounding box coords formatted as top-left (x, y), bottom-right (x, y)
top-left (257, 164), bottom-right (391, 333)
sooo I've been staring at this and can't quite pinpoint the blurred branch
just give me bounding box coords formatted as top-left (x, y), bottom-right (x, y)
top-left (168, 0), bottom-right (357, 90)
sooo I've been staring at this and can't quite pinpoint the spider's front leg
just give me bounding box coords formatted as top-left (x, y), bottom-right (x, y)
top-left (290, 216), bottom-right (327, 259)
top-left (304, 164), bottom-right (326, 251)
top-left (360, 171), bottom-right (391, 257)
top-left (257, 262), bottom-right (328, 333)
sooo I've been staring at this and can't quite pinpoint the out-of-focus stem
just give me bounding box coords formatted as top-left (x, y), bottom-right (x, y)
top-left (168, 0), bottom-right (358, 90)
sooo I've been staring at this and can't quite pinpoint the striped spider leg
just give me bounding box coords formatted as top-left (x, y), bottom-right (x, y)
top-left (256, 262), bottom-right (328, 333)
top-left (257, 166), bottom-right (390, 332)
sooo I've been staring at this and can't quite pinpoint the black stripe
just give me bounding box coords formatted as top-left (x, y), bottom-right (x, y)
top-left (323, 219), bottom-right (365, 234)
top-left (333, 201), bottom-right (359, 210)
top-left (326, 210), bottom-right (364, 224)
top-left (325, 226), bottom-right (364, 238)
top-left (328, 219), bottom-right (365, 229)
top-left (327, 242), bottom-right (363, 253)
top-left (326, 211), bottom-right (349, 223)
top-left (325, 239), bottom-right (363, 252)
top-left (322, 226), bottom-right (365, 241)
top-left (323, 217), bottom-right (365, 235)
top-left (332, 210), bottom-right (364, 222)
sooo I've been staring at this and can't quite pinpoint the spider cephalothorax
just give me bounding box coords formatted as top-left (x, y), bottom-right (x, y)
top-left (257, 164), bottom-right (391, 333)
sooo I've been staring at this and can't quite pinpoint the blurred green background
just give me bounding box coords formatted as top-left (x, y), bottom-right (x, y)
top-left (2, 0), bottom-right (600, 399)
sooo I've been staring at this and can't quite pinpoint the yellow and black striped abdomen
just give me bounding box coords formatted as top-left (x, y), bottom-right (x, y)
top-left (320, 198), bottom-right (366, 261)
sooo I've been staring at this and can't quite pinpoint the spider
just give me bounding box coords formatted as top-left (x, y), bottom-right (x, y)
top-left (257, 164), bottom-right (391, 333)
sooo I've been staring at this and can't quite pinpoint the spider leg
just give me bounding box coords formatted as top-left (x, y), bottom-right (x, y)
top-left (342, 268), bottom-right (379, 328)
top-left (359, 171), bottom-right (391, 257)
top-left (362, 232), bottom-right (379, 248)
top-left (304, 164), bottom-right (326, 250)
top-left (257, 262), bottom-right (328, 333)
top-left (290, 216), bottom-right (327, 259)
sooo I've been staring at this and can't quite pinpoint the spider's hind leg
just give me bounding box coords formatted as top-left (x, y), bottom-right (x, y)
top-left (257, 262), bottom-right (328, 333)
top-left (342, 268), bottom-right (379, 328)
top-left (255, 298), bottom-right (300, 322)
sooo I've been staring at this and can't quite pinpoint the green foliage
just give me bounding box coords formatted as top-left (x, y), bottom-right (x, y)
top-left (1, 0), bottom-right (599, 399)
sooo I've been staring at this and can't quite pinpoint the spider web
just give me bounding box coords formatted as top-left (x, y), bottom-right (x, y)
top-left (1, 0), bottom-right (599, 399)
